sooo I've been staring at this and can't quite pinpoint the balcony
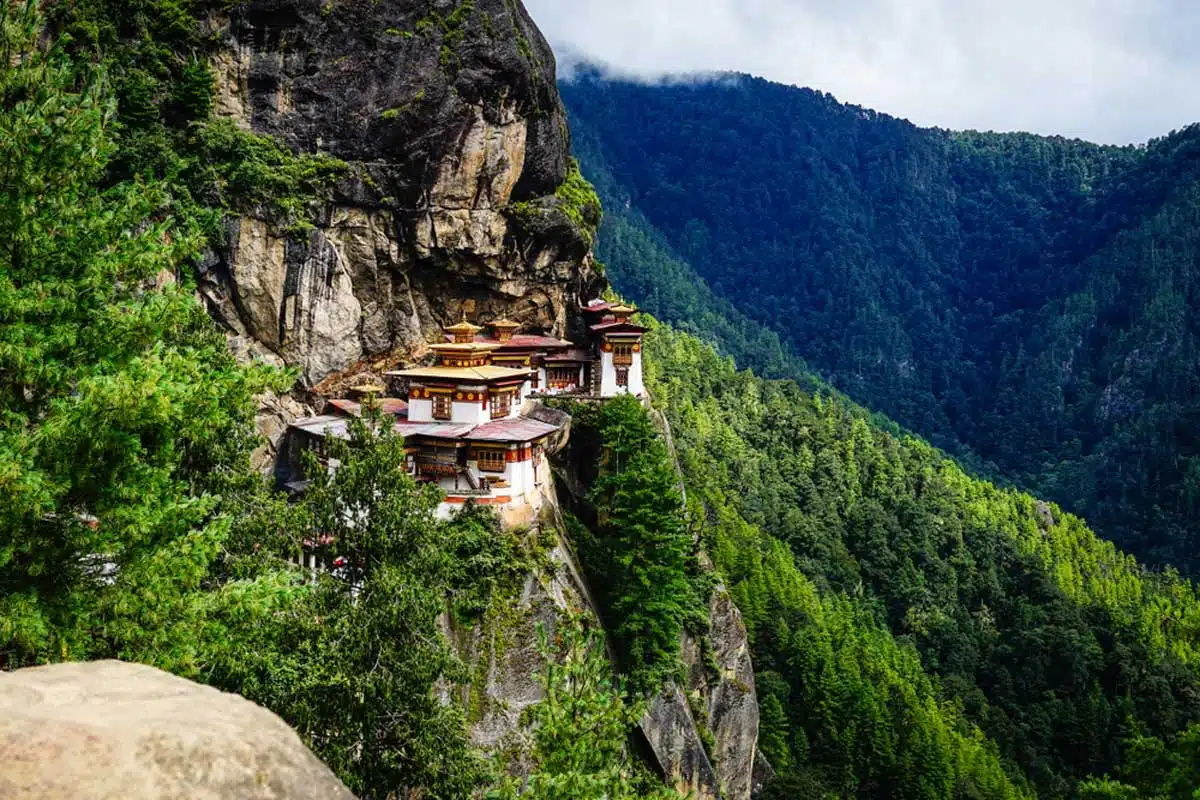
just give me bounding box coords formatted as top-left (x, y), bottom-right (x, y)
top-left (416, 453), bottom-right (460, 477)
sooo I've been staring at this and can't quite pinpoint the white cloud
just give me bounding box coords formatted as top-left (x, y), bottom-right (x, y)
top-left (525, 0), bottom-right (1200, 144)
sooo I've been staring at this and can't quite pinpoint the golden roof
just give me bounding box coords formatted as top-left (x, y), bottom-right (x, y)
top-left (445, 319), bottom-right (483, 334)
top-left (609, 304), bottom-right (637, 314)
top-left (430, 341), bottom-right (501, 355)
top-left (489, 317), bottom-right (521, 330)
top-left (386, 364), bottom-right (532, 382)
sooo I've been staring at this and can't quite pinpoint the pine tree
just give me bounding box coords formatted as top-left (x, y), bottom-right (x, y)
top-left (0, 0), bottom-right (277, 670)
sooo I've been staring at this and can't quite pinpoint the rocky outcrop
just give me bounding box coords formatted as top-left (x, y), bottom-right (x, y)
top-left (0, 660), bottom-right (355, 800)
top-left (682, 587), bottom-right (759, 800)
top-left (449, 526), bottom-right (590, 755)
top-left (198, 0), bottom-right (603, 393)
top-left (550, 411), bottom-right (760, 800)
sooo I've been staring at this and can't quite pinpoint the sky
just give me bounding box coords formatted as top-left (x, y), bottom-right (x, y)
top-left (523, 0), bottom-right (1200, 145)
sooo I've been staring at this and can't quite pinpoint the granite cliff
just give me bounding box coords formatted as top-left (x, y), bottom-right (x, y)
top-left (197, 0), bottom-right (604, 396)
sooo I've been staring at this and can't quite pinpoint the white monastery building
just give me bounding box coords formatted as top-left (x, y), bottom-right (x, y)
top-left (284, 299), bottom-right (645, 524)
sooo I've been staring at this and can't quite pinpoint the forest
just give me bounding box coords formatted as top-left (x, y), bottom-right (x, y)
top-left (562, 68), bottom-right (1200, 575)
top-left (0, 3), bottom-right (686, 796)
top-left (643, 320), bottom-right (1200, 799)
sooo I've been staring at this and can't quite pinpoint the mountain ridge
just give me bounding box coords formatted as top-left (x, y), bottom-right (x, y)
top-left (561, 67), bottom-right (1200, 573)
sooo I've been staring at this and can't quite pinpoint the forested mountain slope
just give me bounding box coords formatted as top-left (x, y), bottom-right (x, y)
top-left (643, 320), bottom-right (1200, 799)
top-left (562, 70), bottom-right (1200, 572)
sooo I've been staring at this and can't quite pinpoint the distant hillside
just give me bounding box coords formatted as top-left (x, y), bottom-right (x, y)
top-left (645, 320), bottom-right (1200, 799)
top-left (562, 68), bottom-right (1200, 573)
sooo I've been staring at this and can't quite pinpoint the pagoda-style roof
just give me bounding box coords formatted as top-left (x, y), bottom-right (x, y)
top-left (430, 341), bottom-right (502, 356)
top-left (488, 317), bottom-right (523, 343)
top-left (328, 397), bottom-right (409, 418)
top-left (387, 364), bottom-right (532, 382)
top-left (446, 332), bottom-right (573, 350)
top-left (589, 320), bottom-right (648, 334)
top-left (608, 303), bottom-right (637, 315)
top-left (445, 318), bottom-right (484, 343)
top-left (467, 416), bottom-right (560, 442)
top-left (446, 319), bottom-right (483, 335)
top-left (544, 348), bottom-right (593, 363)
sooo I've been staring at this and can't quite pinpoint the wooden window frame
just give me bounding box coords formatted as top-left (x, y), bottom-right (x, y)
top-left (612, 341), bottom-right (634, 366)
top-left (490, 391), bottom-right (513, 419)
top-left (431, 393), bottom-right (452, 420)
top-left (475, 448), bottom-right (507, 473)
top-left (615, 367), bottom-right (630, 387)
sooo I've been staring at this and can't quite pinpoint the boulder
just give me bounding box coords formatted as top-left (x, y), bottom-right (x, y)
top-left (0, 660), bottom-right (355, 800)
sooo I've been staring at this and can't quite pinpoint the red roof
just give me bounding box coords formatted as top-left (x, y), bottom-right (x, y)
top-left (545, 348), bottom-right (593, 363)
top-left (589, 321), bottom-right (648, 334)
top-left (447, 333), bottom-right (573, 350)
top-left (328, 397), bottom-right (409, 418)
top-left (467, 417), bottom-right (560, 442)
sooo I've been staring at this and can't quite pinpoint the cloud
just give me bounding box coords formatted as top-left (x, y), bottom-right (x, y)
top-left (524, 0), bottom-right (1200, 144)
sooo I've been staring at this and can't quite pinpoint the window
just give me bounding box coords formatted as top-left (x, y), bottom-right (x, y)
top-left (615, 367), bottom-right (629, 387)
top-left (431, 393), bottom-right (451, 420)
top-left (612, 342), bottom-right (634, 366)
top-left (549, 367), bottom-right (577, 389)
top-left (475, 448), bottom-right (507, 473)
top-left (490, 390), bottom-right (513, 419)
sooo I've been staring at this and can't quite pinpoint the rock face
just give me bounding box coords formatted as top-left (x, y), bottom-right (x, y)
top-left (198, 0), bottom-right (603, 391)
top-left (189, 0), bottom-right (759, 792)
top-left (682, 587), bottom-right (760, 800)
top-left (0, 660), bottom-right (356, 800)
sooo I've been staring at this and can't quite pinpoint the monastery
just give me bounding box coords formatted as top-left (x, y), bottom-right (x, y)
top-left (284, 300), bottom-right (647, 523)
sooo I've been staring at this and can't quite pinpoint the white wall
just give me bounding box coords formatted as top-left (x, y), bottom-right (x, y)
top-left (408, 397), bottom-right (433, 422)
top-left (599, 351), bottom-right (644, 397)
top-left (451, 385), bottom-right (490, 424)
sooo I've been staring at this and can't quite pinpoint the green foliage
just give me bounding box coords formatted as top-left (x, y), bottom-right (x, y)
top-left (211, 416), bottom-right (547, 798)
top-left (555, 157), bottom-right (603, 243)
top-left (0, 0), bottom-right (284, 671)
top-left (50, 0), bottom-right (345, 236)
top-left (184, 119), bottom-right (345, 230)
top-left (562, 71), bottom-right (1200, 574)
top-left (643, 320), bottom-right (1200, 797)
top-left (1080, 725), bottom-right (1200, 799)
top-left (490, 614), bottom-right (681, 800)
top-left (552, 396), bottom-right (705, 695)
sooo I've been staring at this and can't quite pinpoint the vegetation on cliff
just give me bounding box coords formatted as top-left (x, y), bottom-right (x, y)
top-left (491, 613), bottom-right (681, 800)
top-left (563, 70), bottom-right (1200, 575)
top-left (549, 395), bottom-right (708, 694)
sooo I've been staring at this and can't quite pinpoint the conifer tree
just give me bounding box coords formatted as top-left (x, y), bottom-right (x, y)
top-left (0, 0), bottom-right (277, 670)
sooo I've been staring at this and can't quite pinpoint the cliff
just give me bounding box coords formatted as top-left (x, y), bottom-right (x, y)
top-left (190, 1), bottom-right (757, 794)
top-left (197, 0), bottom-right (603, 398)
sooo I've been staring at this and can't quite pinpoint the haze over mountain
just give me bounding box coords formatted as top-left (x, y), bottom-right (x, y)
top-left (529, 0), bottom-right (1200, 144)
